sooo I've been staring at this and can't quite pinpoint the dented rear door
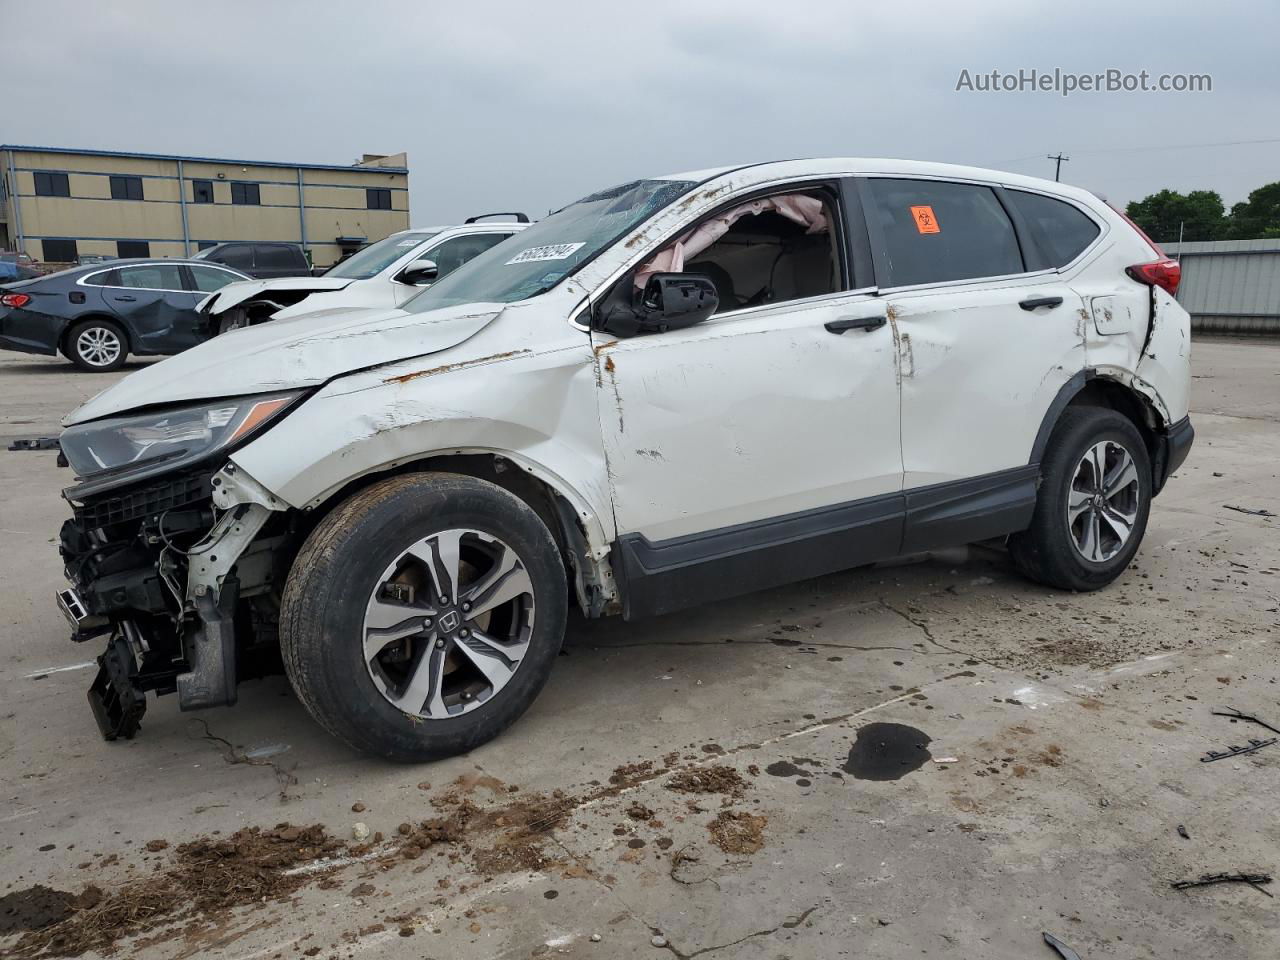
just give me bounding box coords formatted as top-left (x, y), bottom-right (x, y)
top-left (861, 176), bottom-right (1087, 488)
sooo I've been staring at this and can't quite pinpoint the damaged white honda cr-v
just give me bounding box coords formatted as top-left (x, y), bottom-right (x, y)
top-left (56, 159), bottom-right (1193, 760)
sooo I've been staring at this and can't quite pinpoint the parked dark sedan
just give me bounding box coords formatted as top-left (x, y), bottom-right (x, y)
top-left (0, 259), bottom-right (250, 371)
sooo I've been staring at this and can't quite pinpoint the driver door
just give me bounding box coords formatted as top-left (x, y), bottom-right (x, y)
top-left (592, 180), bottom-right (905, 618)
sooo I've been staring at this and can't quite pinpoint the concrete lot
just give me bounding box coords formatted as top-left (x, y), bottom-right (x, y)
top-left (1, 341), bottom-right (1278, 959)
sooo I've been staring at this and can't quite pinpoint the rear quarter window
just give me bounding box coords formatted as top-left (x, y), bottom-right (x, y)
top-left (865, 178), bottom-right (1024, 287)
top-left (1008, 190), bottom-right (1101, 267)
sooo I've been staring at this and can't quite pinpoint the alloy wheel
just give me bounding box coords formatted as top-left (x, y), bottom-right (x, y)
top-left (362, 528), bottom-right (535, 719)
top-left (76, 326), bottom-right (122, 368)
top-left (1067, 440), bottom-right (1141, 563)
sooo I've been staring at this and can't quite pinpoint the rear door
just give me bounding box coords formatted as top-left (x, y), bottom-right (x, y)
top-left (860, 176), bottom-right (1087, 550)
top-left (107, 263), bottom-right (202, 353)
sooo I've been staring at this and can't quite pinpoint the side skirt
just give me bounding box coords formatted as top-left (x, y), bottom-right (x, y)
top-left (612, 466), bottom-right (1040, 620)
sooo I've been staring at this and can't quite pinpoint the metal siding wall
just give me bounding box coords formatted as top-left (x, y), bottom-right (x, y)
top-left (1164, 240), bottom-right (1280, 334)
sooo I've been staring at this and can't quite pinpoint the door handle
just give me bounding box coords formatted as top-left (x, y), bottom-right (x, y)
top-left (113, 295), bottom-right (137, 302)
top-left (825, 315), bottom-right (886, 334)
top-left (1019, 295), bottom-right (1063, 311)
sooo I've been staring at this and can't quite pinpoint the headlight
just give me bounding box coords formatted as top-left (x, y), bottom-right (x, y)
top-left (61, 392), bottom-right (301, 495)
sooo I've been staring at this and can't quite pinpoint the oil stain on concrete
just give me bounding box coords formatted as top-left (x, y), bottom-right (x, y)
top-left (842, 722), bottom-right (932, 781)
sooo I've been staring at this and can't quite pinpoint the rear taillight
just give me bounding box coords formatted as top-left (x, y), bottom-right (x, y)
top-left (1, 293), bottom-right (31, 308)
top-left (1126, 259), bottom-right (1181, 296)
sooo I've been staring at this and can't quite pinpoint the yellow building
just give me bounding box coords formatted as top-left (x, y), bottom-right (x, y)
top-left (0, 145), bottom-right (409, 269)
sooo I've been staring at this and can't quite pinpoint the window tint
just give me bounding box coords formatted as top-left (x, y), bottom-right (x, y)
top-left (42, 237), bottom-right (78, 261)
top-left (192, 179), bottom-right (214, 204)
top-left (866, 178), bottom-right (1024, 287)
top-left (34, 172), bottom-right (71, 197)
top-left (1008, 190), bottom-right (1101, 267)
top-left (230, 182), bottom-right (260, 205)
top-left (366, 188), bottom-right (392, 210)
top-left (422, 233), bottom-right (514, 279)
top-left (116, 264), bottom-right (185, 290)
top-left (117, 240), bottom-right (150, 258)
top-left (109, 175), bottom-right (144, 201)
top-left (82, 269), bottom-right (118, 287)
top-left (197, 240), bottom-right (217, 251)
top-left (206, 244), bottom-right (253, 268)
top-left (256, 245), bottom-right (302, 269)
top-left (189, 265), bottom-right (243, 292)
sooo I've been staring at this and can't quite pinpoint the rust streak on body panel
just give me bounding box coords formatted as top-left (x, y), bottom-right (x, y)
top-left (383, 349), bottom-right (531, 385)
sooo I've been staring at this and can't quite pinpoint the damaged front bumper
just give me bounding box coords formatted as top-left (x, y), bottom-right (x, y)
top-left (59, 463), bottom-right (287, 740)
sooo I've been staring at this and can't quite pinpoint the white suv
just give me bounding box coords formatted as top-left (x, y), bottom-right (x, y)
top-left (56, 159), bottom-right (1192, 760)
top-left (198, 217), bottom-right (528, 335)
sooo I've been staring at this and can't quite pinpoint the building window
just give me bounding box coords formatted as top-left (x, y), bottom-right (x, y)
top-left (34, 172), bottom-right (71, 197)
top-left (192, 179), bottom-right (214, 204)
top-left (43, 238), bottom-right (78, 262)
top-left (109, 175), bottom-right (144, 201)
top-left (231, 182), bottom-right (261, 205)
top-left (117, 240), bottom-right (150, 258)
top-left (367, 188), bottom-right (392, 210)
top-left (197, 240), bottom-right (218, 251)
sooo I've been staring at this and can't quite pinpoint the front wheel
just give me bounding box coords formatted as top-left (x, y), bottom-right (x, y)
top-left (1009, 407), bottom-right (1152, 591)
top-left (280, 473), bottom-right (567, 761)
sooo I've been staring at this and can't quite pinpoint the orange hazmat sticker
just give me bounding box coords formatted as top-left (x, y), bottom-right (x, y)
top-left (910, 205), bottom-right (940, 234)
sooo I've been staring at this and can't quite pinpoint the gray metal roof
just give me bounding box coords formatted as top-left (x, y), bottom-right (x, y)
top-left (0, 144), bottom-right (407, 175)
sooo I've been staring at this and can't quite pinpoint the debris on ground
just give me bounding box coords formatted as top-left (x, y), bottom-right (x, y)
top-left (1043, 931), bottom-right (1083, 960)
top-left (707, 810), bottom-right (767, 855)
top-left (0, 885), bottom-right (80, 935)
top-left (1177, 824), bottom-right (1190, 840)
top-left (626, 802), bottom-right (655, 821)
top-left (1223, 504), bottom-right (1277, 518)
top-left (665, 765), bottom-right (749, 797)
top-left (5, 824), bottom-right (344, 958)
top-left (1170, 872), bottom-right (1274, 897)
top-left (1200, 738), bottom-right (1277, 762)
top-left (1212, 707), bottom-right (1280, 735)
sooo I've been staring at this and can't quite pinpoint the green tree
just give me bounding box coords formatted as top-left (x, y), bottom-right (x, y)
top-left (1225, 182), bottom-right (1280, 239)
top-left (1125, 189), bottom-right (1227, 243)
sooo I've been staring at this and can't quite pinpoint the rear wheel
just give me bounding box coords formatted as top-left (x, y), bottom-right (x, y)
top-left (63, 319), bottom-right (128, 372)
top-left (1009, 408), bottom-right (1151, 591)
top-left (280, 473), bottom-right (567, 761)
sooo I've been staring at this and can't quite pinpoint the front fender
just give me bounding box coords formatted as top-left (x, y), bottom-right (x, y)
top-left (229, 335), bottom-right (613, 556)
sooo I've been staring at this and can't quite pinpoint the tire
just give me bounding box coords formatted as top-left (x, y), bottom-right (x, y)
top-left (63, 318), bottom-right (128, 372)
top-left (280, 473), bottom-right (567, 761)
top-left (1009, 407), bottom-right (1151, 591)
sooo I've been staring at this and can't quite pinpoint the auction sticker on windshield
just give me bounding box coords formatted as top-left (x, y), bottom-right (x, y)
top-left (506, 242), bottom-right (585, 264)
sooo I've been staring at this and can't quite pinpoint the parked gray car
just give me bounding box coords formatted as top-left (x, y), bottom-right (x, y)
top-left (0, 259), bottom-right (250, 371)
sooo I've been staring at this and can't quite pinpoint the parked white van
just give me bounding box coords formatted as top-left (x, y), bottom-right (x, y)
top-left (56, 159), bottom-right (1193, 760)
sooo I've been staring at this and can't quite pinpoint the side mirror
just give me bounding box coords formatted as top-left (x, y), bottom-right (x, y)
top-left (598, 273), bottom-right (719, 337)
top-left (399, 258), bottom-right (438, 285)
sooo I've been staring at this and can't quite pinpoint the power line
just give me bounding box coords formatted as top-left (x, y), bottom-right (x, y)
top-left (1048, 152), bottom-right (1069, 181)
top-left (1000, 136), bottom-right (1280, 166)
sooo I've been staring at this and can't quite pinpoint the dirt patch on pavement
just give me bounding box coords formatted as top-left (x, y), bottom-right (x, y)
top-left (708, 811), bottom-right (768, 854)
top-left (0, 885), bottom-right (84, 936)
top-left (665, 765), bottom-right (749, 797)
top-left (5, 824), bottom-right (344, 959)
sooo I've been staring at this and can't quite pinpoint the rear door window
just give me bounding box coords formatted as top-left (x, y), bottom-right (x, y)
top-left (1007, 190), bottom-right (1101, 267)
top-left (116, 264), bottom-right (186, 291)
top-left (864, 178), bottom-right (1024, 287)
top-left (423, 233), bottom-right (514, 279)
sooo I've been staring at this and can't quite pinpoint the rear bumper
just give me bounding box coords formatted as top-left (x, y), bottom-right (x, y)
top-left (1155, 415), bottom-right (1194, 494)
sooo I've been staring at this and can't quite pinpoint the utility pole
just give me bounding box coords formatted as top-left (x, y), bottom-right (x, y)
top-left (1047, 153), bottom-right (1070, 182)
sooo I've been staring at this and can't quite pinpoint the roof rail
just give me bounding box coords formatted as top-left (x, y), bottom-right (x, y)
top-left (464, 212), bottom-right (530, 224)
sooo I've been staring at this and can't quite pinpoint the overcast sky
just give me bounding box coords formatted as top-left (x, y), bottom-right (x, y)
top-left (4, 0), bottom-right (1276, 224)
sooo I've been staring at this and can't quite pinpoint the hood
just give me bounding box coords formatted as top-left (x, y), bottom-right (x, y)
top-left (65, 302), bottom-right (505, 425)
top-left (204, 276), bottom-right (355, 314)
